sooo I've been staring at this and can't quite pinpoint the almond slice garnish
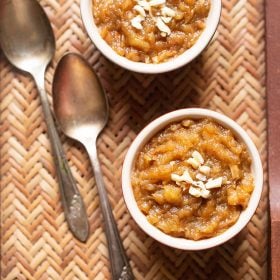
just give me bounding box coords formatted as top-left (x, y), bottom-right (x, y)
top-left (171, 170), bottom-right (193, 184)
top-left (192, 151), bottom-right (204, 164)
top-left (189, 186), bottom-right (202, 198)
top-left (131, 0), bottom-right (175, 34)
top-left (161, 6), bottom-right (176, 17)
top-left (187, 158), bottom-right (200, 169)
top-left (149, 0), bottom-right (166, 6)
top-left (133, 5), bottom-right (146, 17)
top-left (205, 177), bottom-right (223, 189)
top-left (161, 16), bottom-right (172, 23)
top-left (199, 165), bottom-right (210, 175)
top-left (200, 188), bottom-right (211, 198)
top-left (131, 15), bottom-right (145, 30)
top-left (137, 0), bottom-right (150, 11)
top-left (155, 17), bottom-right (171, 35)
top-left (189, 186), bottom-right (210, 199)
top-left (196, 173), bottom-right (207, 182)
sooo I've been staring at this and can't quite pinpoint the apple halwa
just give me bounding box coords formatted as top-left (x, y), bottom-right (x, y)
top-left (131, 119), bottom-right (254, 240)
top-left (92, 0), bottom-right (210, 63)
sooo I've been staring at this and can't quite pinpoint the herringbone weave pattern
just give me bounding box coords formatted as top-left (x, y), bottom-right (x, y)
top-left (0, 0), bottom-right (267, 279)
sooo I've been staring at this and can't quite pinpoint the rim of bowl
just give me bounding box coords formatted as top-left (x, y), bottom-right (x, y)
top-left (122, 108), bottom-right (263, 250)
top-left (80, 0), bottom-right (222, 74)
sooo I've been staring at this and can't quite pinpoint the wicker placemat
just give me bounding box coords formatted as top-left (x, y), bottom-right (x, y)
top-left (0, 0), bottom-right (267, 279)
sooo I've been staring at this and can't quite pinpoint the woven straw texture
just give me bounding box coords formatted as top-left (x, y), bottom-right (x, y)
top-left (0, 0), bottom-right (267, 279)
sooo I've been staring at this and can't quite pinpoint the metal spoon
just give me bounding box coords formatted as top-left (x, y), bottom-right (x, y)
top-left (52, 53), bottom-right (134, 280)
top-left (0, 0), bottom-right (89, 241)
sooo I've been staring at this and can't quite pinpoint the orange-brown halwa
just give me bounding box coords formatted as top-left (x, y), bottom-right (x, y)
top-left (93, 0), bottom-right (210, 63)
top-left (131, 119), bottom-right (254, 240)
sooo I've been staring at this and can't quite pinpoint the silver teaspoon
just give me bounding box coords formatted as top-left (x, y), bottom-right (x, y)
top-left (52, 53), bottom-right (134, 280)
top-left (0, 0), bottom-right (89, 241)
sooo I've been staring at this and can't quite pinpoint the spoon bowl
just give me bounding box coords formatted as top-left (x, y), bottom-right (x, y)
top-left (0, 0), bottom-right (89, 241)
top-left (53, 54), bottom-right (108, 143)
top-left (53, 53), bottom-right (134, 280)
top-left (0, 0), bottom-right (54, 74)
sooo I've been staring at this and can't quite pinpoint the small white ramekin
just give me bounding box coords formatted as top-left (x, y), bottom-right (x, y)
top-left (80, 0), bottom-right (222, 73)
top-left (122, 109), bottom-right (263, 250)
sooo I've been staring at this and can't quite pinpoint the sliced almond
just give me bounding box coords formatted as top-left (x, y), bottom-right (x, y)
top-left (161, 6), bottom-right (176, 17)
top-left (205, 177), bottom-right (223, 189)
top-left (196, 173), bottom-right (207, 182)
top-left (192, 151), bottom-right (204, 164)
top-left (155, 17), bottom-right (171, 35)
top-left (131, 15), bottom-right (145, 30)
top-left (133, 5), bottom-right (146, 17)
top-left (199, 165), bottom-right (210, 175)
top-left (149, 0), bottom-right (166, 6)
top-left (161, 16), bottom-right (172, 23)
top-left (187, 158), bottom-right (200, 169)
top-left (171, 170), bottom-right (193, 184)
top-left (137, 0), bottom-right (150, 11)
top-left (189, 186), bottom-right (210, 199)
top-left (200, 188), bottom-right (211, 199)
top-left (189, 186), bottom-right (201, 198)
top-left (192, 180), bottom-right (206, 189)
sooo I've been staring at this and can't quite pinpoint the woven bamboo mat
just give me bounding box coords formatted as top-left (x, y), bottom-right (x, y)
top-left (0, 0), bottom-right (267, 279)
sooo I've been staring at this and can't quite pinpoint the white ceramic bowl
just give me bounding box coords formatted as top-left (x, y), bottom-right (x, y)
top-left (80, 0), bottom-right (222, 73)
top-left (122, 109), bottom-right (263, 250)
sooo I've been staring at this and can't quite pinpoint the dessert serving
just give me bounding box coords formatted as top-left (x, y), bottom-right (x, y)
top-left (131, 118), bottom-right (255, 240)
top-left (92, 0), bottom-right (211, 63)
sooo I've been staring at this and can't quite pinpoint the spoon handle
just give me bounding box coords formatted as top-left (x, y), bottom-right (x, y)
top-left (85, 141), bottom-right (134, 280)
top-left (33, 69), bottom-right (89, 242)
